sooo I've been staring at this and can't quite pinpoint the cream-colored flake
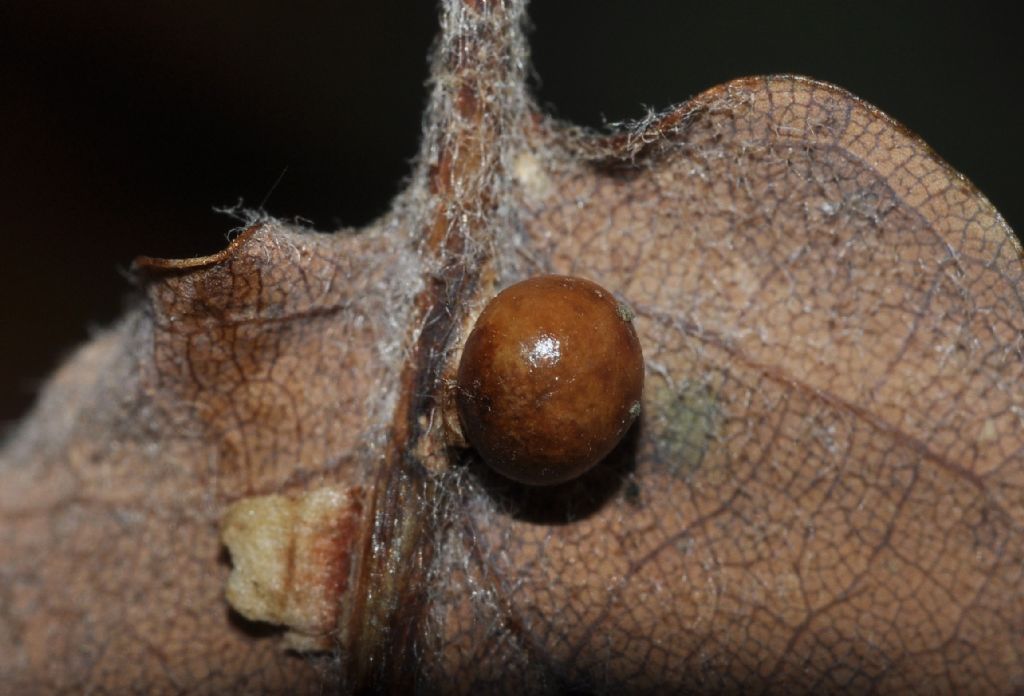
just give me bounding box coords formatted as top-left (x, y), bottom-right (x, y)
top-left (221, 485), bottom-right (364, 651)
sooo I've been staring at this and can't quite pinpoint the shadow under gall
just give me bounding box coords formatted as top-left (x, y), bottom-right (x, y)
top-left (466, 420), bottom-right (641, 525)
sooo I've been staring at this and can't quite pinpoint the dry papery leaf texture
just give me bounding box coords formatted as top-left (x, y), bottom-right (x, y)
top-left (2, 1), bottom-right (1022, 694)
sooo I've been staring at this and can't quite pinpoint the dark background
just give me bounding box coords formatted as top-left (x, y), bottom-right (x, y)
top-left (1, 1), bottom-right (1020, 426)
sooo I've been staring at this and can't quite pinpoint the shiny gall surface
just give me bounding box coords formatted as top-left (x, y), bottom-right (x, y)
top-left (456, 275), bottom-right (644, 485)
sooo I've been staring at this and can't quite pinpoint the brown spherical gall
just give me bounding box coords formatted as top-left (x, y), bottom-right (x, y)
top-left (456, 275), bottom-right (644, 486)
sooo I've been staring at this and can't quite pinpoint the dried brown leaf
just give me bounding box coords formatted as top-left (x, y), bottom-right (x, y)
top-left (2, 1), bottom-right (1022, 693)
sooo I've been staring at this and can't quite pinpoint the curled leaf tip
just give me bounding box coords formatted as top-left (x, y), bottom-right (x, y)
top-left (132, 223), bottom-right (264, 275)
